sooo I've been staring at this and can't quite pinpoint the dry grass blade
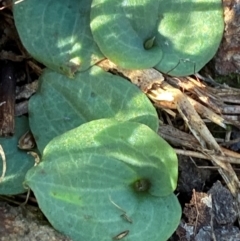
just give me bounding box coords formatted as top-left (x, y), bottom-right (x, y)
top-left (186, 96), bottom-right (226, 129)
top-left (174, 149), bottom-right (240, 164)
top-left (159, 82), bottom-right (222, 151)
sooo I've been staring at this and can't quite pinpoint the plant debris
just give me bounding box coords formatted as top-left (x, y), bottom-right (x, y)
top-left (178, 181), bottom-right (240, 241)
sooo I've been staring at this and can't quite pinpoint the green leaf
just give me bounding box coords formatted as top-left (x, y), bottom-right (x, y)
top-left (43, 119), bottom-right (178, 195)
top-left (25, 119), bottom-right (181, 241)
top-left (0, 117), bottom-right (34, 194)
top-left (14, 0), bottom-right (223, 76)
top-left (13, 0), bottom-right (104, 76)
top-left (29, 66), bottom-right (158, 153)
top-left (90, 0), bottom-right (163, 69)
top-left (154, 0), bottom-right (224, 76)
top-left (90, 0), bottom-right (223, 75)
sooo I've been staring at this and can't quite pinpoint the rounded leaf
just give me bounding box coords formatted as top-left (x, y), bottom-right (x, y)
top-left (13, 0), bottom-right (104, 76)
top-left (90, 0), bottom-right (224, 76)
top-left (25, 120), bottom-right (181, 241)
top-left (43, 119), bottom-right (178, 196)
top-left (90, 0), bottom-right (163, 69)
top-left (155, 0), bottom-right (224, 76)
top-left (29, 66), bottom-right (158, 153)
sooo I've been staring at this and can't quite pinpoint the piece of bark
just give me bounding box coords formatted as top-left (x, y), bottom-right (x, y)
top-left (215, 0), bottom-right (240, 75)
top-left (0, 60), bottom-right (16, 136)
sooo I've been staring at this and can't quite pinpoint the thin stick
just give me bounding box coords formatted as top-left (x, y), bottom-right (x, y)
top-left (21, 188), bottom-right (31, 206)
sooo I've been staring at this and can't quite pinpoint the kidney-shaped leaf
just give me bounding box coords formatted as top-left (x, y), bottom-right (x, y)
top-left (13, 0), bottom-right (104, 76)
top-left (0, 117), bottom-right (34, 194)
top-left (29, 66), bottom-right (158, 153)
top-left (25, 119), bottom-right (181, 241)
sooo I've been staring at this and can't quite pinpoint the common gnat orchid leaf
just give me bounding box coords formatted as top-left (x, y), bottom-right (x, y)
top-left (29, 66), bottom-right (158, 153)
top-left (14, 0), bottom-right (224, 76)
top-left (90, 0), bottom-right (163, 69)
top-left (13, 0), bottom-right (104, 77)
top-left (25, 119), bottom-right (181, 241)
top-left (90, 0), bottom-right (224, 75)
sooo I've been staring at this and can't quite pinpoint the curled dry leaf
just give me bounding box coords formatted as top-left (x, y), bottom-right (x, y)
top-left (18, 130), bottom-right (36, 150)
